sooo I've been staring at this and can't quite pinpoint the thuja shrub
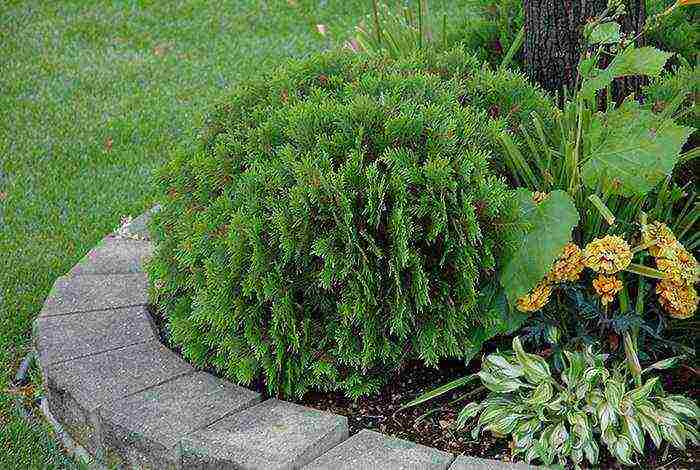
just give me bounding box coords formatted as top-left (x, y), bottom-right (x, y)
top-left (149, 48), bottom-right (526, 399)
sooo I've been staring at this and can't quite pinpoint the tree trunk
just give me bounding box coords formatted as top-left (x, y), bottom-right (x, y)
top-left (524, 0), bottom-right (645, 101)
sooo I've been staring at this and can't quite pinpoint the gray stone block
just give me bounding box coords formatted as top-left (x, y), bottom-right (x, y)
top-left (34, 305), bottom-right (157, 366)
top-left (98, 372), bottom-right (261, 469)
top-left (44, 342), bottom-right (193, 457)
top-left (116, 205), bottom-right (161, 241)
top-left (69, 236), bottom-right (153, 275)
top-left (449, 456), bottom-right (537, 469)
top-left (41, 273), bottom-right (149, 317)
top-left (304, 429), bottom-right (454, 470)
top-left (179, 399), bottom-right (349, 469)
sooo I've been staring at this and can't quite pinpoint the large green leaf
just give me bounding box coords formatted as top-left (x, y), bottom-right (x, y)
top-left (588, 22), bottom-right (621, 45)
top-left (501, 189), bottom-right (579, 303)
top-left (581, 46), bottom-right (673, 97)
top-left (583, 100), bottom-right (694, 196)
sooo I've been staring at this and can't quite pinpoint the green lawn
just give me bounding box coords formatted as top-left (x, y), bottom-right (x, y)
top-left (0, 1), bottom-right (471, 468)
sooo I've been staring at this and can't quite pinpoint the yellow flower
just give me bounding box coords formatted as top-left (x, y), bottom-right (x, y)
top-left (655, 244), bottom-right (699, 286)
top-left (641, 222), bottom-right (678, 258)
top-left (656, 279), bottom-right (698, 319)
top-left (532, 191), bottom-right (549, 204)
top-left (583, 235), bottom-right (633, 274)
top-left (548, 243), bottom-right (585, 283)
top-left (592, 274), bottom-right (623, 306)
top-left (679, 0), bottom-right (700, 6)
top-left (516, 281), bottom-right (552, 312)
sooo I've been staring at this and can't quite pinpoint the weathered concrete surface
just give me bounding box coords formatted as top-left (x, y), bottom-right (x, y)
top-left (41, 273), bottom-right (148, 317)
top-left (449, 456), bottom-right (538, 469)
top-left (98, 372), bottom-right (261, 469)
top-left (69, 236), bottom-right (153, 275)
top-left (34, 305), bottom-right (157, 365)
top-left (116, 205), bottom-right (161, 241)
top-left (179, 399), bottom-right (349, 469)
top-left (304, 429), bottom-right (454, 470)
top-left (43, 342), bottom-right (193, 456)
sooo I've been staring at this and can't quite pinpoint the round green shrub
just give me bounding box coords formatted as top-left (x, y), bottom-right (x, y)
top-left (149, 48), bottom-right (532, 399)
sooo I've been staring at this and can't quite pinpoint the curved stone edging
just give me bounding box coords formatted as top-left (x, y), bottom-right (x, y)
top-left (34, 208), bottom-right (535, 470)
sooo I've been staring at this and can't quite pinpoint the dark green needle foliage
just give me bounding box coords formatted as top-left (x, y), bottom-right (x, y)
top-left (148, 48), bottom-right (524, 399)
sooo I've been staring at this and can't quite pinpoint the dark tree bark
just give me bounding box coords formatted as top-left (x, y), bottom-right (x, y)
top-left (524, 0), bottom-right (645, 101)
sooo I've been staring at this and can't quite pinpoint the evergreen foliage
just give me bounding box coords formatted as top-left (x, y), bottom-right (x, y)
top-left (148, 48), bottom-right (538, 398)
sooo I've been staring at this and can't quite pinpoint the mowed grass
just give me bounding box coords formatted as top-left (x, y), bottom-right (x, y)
top-left (0, 1), bottom-right (473, 468)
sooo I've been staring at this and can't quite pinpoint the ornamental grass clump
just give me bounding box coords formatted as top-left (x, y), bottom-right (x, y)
top-left (148, 49), bottom-right (525, 399)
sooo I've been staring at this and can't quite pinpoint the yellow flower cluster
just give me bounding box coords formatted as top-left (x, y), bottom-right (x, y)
top-left (513, 224), bottom-right (697, 317)
top-left (515, 243), bottom-right (583, 313)
top-left (548, 243), bottom-right (585, 283)
top-left (643, 222), bottom-right (698, 319)
top-left (641, 221), bottom-right (678, 258)
top-left (592, 274), bottom-right (623, 306)
top-left (532, 191), bottom-right (549, 204)
top-left (656, 280), bottom-right (698, 319)
top-left (516, 281), bottom-right (552, 312)
top-left (582, 235), bottom-right (632, 274)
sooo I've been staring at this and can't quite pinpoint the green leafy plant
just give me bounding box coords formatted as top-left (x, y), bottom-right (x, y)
top-left (458, 338), bottom-right (699, 468)
top-left (149, 48), bottom-right (536, 399)
top-left (497, 7), bottom-right (697, 306)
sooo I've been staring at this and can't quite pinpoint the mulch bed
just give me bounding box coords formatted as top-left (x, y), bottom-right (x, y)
top-left (149, 305), bottom-right (698, 469)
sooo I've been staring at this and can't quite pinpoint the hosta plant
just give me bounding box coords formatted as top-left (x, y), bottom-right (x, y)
top-left (459, 338), bottom-right (700, 468)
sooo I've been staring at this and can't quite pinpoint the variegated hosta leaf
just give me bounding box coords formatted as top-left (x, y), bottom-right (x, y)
top-left (478, 404), bottom-right (509, 429)
top-left (550, 422), bottom-right (569, 449)
top-left (513, 337), bottom-right (551, 384)
top-left (484, 353), bottom-right (524, 379)
top-left (525, 444), bottom-right (539, 464)
top-left (604, 380), bottom-right (625, 410)
top-left (602, 427), bottom-right (618, 448)
top-left (516, 417), bottom-right (542, 436)
top-left (545, 395), bottom-right (564, 413)
top-left (457, 402), bottom-right (483, 428)
top-left (562, 350), bottom-right (585, 388)
top-left (571, 413), bottom-right (592, 444)
top-left (598, 401), bottom-right (618, 434)
top-left (536, 436), bottom-right (556, 466)
top-left (584, 439), bottom-right (599, 465)
top-left (627, 376), bottom-right (659, 403)
top-left (477, 370), bottom-right (525, 393)
top-left (658, 410), bottom-right (682, 428)
top-left (513, 431), bottom-right (533, 450)
top-left (637, 412), bottom-right (662, 448)
top-left (623, 415), bottom-right (645, 454)
top-left (642, 356), bottom-right (681, 373)
top-left (612, 436), bottom-right (635, 466)
top-left (527, 382), bottom-right (553, 405)
top-left (471, 423), bottom-right (482, 440)
top-left (660, 396), bottom-right (700, 419)
top-left (571, 446), bottom-right (583, 466)
top-left (660, 424), bottom-right (686, 450)
top-left (685, 423), bottom-right (700, 446)
top-left (486, 414), bottom-right (522, 435)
